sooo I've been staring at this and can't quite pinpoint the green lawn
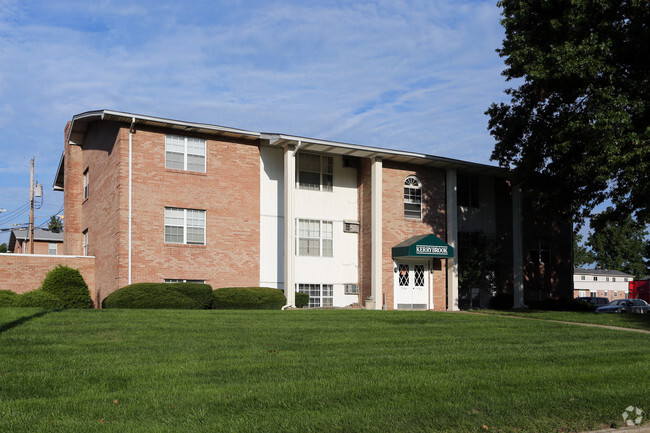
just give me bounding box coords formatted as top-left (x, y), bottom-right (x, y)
top-left (474, 309), bottom-right (650, 331)
top-left (1, 308), bottom-right (648, 433)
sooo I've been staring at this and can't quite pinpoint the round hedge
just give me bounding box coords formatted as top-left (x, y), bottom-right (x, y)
top-left (102, 283), bottom-right (212, 309)
top-left (0, 290), bottom-right (19, 307)
top-left (17, 289), bottom-right (66, 308)
top-left (213, 287), bottom-right (287, 310)
top-left (295, 292), bottom-right (309, 308)
top-left (41, 265), bottom-right (92, 309)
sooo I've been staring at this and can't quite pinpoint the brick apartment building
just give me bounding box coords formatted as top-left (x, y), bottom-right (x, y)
top-left (8, 228), bottom-right (63, 255)
top-left (45, 109), bottom-right (572, 309)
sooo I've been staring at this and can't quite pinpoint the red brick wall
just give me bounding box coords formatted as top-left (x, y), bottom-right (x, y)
top-left (128, 127), bottom-right (261, 291)
top-left (381, 161), bottom-right (448, 310)
top-left (358, 158), bottom-right (372, 305)
top-left (0, 254), bottom-right (95, 300)
top-left (63, 121), bottom-right (84, 256)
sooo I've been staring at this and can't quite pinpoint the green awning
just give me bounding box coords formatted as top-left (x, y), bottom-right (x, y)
top-left (391, 234), bottom-right (454, 259)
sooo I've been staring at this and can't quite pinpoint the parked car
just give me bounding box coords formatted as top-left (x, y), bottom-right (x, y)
top-left (575, 296), bottom-right (610, 306)
top-left (595, 299), bottom-right (650, 314)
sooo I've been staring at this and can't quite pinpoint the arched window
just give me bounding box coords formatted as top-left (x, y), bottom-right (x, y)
top-left (404, 176), bottom-right (422, 219)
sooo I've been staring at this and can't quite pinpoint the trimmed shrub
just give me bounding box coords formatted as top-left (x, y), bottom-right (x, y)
top-left (17, 290), bottom-right (66, 308)
top-left (490, 293), bottom-right (514, 310)
top-left (102, 283), bottom-right (204, 309)
top-left (41, 265), bottom-right (92, 309)
top-left (166, 283), bottom-right (213, 309)
top-left (213, 287), bottom-right (286, 310)
top-left (295, 292), bottom-right (309, 308)
top-left (528, 297), bottom-right (596, 312)
top-left (0, 290), bottom-right (19, 307)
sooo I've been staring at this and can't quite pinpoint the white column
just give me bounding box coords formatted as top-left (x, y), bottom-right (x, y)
top-left (512, 185), bottom-right (525, 308)
top-left (446, 169), bottom-right (459, 311)
top-left (371, 157), bottom-right (383, 310)
top-left (283, 143), bottom-right (296, 307)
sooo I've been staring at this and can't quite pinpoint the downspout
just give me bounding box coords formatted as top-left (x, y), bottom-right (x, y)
top-left (282, 140), bottom-right (301, 310)
top-left (128, 118), bottom-right (135, 285)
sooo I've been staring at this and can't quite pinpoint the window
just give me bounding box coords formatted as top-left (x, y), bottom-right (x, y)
top-left (82, 230), bottom-right (89, 256)
top-left (580, 275), bottom-right (585, 280)
top-left (83, 169), bottom-right (89, 200)
top-left (612, 277), bottom-right (616, 282)
top-left (614, 291), bottom-right (618, 296)
top-left (297, 153), bottom-right (333, 191)
top-left (593, 276), bottom-right (598, 281)
top-left (297, 219), bottom-right (332, 257)
top-left (297, 283), bottom-right (333, 308)
top-left (164, 279), bottom-right (205, 284)
top-left (606, 277), bottom-right (610, 282)
top-left (165, 135), bottom-right (206, 173)
top-left (458, 174), bottom-right (480, 208)
top-left (164, 207), bottom-right (206, 245)
top-left (343, 221), bottom-right (360, 233)
top-left (344, 284), bottom-right (359, 295)
top-left (48, 243), bottom-right (57, 255)
top-left (404, 176), bottom-right (422, 219)
top-left (624, 278), bottom-right (628, 282)
top-left (530, 238), bottom-right (551, 264)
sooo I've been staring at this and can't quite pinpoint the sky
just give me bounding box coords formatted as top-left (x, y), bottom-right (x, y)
top-left (0, 0), bottom-right (510, 245)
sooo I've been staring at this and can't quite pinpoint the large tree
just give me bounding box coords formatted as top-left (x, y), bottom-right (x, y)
top-left (588, 207), bottom-right (649, 278)
top-left (487, 0), bottom-right (650, 225)
top-left (573, 233), bottom-right (594, 268)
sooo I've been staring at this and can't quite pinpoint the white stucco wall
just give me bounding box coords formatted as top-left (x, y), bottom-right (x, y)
top-left (260, 148), bottom-right (360, 306)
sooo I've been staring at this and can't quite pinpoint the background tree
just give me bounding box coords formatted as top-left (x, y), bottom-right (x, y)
top-left (487, 0), bottom-right (650, 225)
top-left (48, 215), bottom-right (63, 232)
top-left (587, 207), bottom-right (649, 278)
top-left (0, 243), bottom-right (7, 253)
top-left (573, 233), bottom-right (594, 268)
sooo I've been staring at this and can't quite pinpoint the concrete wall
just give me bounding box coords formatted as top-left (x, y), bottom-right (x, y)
top-left (0, 253), bottom-right (96, 302)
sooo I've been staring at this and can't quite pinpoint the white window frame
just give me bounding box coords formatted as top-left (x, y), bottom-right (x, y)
top-left (48, 243), bottom-right (57, 255)
top-left (82, 230), bottom-right (89, 256)
top-left (296, 153), bottom-right (333, 191)
top-left (83, 169), bottom-right (89, 200)
top-left (404, 175), bottom-right (422, 220)
top-left (296, 219), bottom-right (333, 257)
top-left (165, 134), bottom-right (206, 173)
top-left (297, 283), bottom-right (333, 308)
top-left (164, 207), bottom-right (206, 245)
top-left (164, 279), bottom-right (206, 284)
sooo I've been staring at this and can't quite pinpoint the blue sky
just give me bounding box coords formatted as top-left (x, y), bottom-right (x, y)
top-left (0, 0), bottom-right (509, 244)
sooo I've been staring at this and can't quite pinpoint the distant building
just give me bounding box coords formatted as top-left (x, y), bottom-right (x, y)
top-left (8, 228), bottom-right (63, 255)
top-left (573, 268), bottom-right (633, 300)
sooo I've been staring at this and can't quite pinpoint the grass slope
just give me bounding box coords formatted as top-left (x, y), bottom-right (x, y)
top-left (1, 308), bottom-right (648, 433)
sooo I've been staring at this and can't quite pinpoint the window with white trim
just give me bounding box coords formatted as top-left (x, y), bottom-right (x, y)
top-left (296, 153), bottom-right (333, 191)
top-left (82, 229), bottom-right (89, 256)
top-left (164, 207), bottom-right (206, 245)
top-left (165, 135), bottom-right (206, 173)
top-left (404, 176), bottom-right (422, 219)
top-left (580, 275), bottom-right (585, 280)
top-left (164, 279), bottom-right (206, 284)
top-left (48, 243), bottom-right (57, 255)
top-left (296, 219), bottom-right (333, 257)
top-left (297, 283), bottom-right (333, 308)
top-left (83, 169), bottom-right (89, 200)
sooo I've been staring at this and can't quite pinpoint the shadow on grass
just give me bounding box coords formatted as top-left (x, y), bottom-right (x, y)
top-left (0, 310), bottom-right (60, 335)
top-left (607, 313), bottom-right (650, 330)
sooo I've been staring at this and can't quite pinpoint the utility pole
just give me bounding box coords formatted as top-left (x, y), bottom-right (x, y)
top-left (29, 157), bottom-right (34, 254)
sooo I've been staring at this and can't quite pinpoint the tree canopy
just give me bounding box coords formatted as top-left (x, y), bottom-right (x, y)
top-left (487, 0), bottom-right (650, 225)
top-left (572, 233), bottom-right (594, 268)
top-left (48, 215), bottom-right (63, 232)
top-left (587, 207), bottom-right (649, 278)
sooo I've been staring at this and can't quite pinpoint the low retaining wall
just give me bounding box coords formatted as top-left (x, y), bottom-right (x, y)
top-left (0, 253), bottom-right (96, 304)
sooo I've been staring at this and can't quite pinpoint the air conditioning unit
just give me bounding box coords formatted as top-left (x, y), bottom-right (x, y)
top-left (343, 221), bottom-right (360, 233)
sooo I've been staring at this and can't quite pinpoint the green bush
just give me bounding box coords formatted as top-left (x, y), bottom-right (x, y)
top-left (213, 287), bottom-right (287, 310)
top-left (102, 283), bottom-right (212, 309)
top-left (41, 265), bottom-right (92, 309)
top-left (295, 292), bottom-right (309, 308)
top-left (0, 290), bottom-right (19, 307)
top-left (490, 293), bottom-right (514, 310)
top-left (528, 297), bottom-right (596, 312)
top-left (17, 290), bottom-right (66, 308)
top-left (166, 283), bottom-right (213, 309)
